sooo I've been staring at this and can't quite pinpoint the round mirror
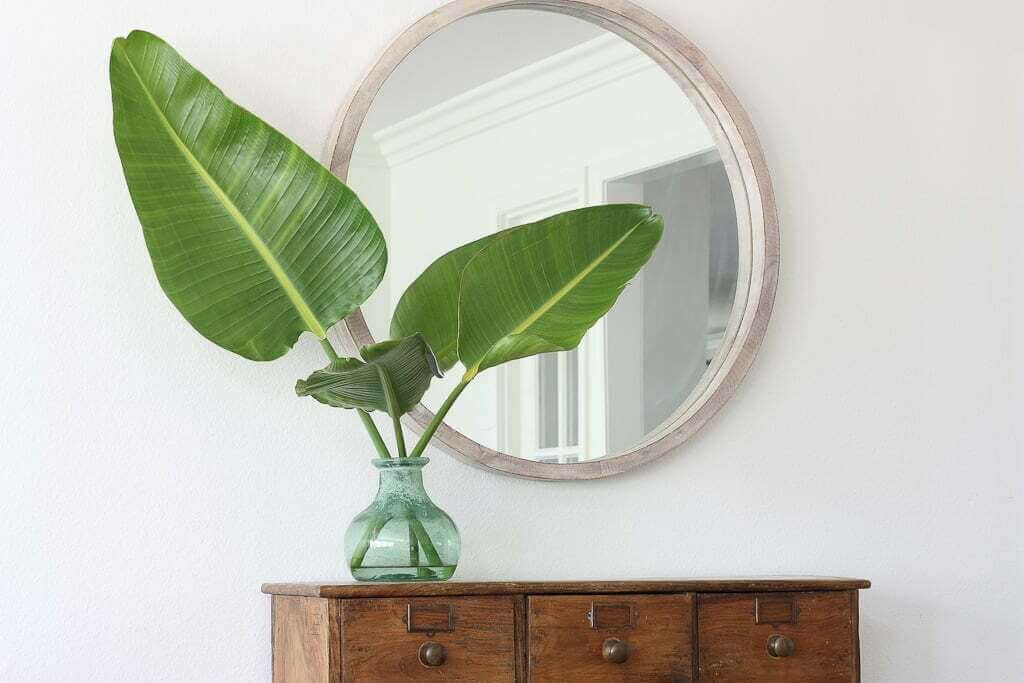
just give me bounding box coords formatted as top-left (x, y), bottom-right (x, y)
top-left (329, 0), bottom-right (778, 479)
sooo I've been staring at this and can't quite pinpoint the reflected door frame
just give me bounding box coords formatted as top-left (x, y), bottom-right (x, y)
top-left (494, 136), bottom-right (699, 461)
top-left (493, 185), bottom-right (607, 463)
top-left (595, 142), bottom-right (719, 451)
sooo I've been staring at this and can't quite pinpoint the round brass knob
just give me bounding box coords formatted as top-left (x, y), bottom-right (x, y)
top-left (418, 641), bottom-right (447, 667)
top-left (767, 634), bottom-right (796, 658)
top-left (602, 637), bottom-right (630, 664)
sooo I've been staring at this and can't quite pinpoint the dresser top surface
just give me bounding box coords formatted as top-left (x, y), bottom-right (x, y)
top-left (262, 576), bottom-right (870, 598)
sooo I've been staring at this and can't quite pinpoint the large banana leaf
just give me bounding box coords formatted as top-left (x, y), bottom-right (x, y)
top-left (295, 335), bottom-right (441, 413)
top-left (392, 205), bottom-right (663, 376)
top-left (389, 228), bottom-right (513, 370)
top-left (460, 205), bottom-right (663, 372)
top-left (110, 30), bottom-right (385, 361)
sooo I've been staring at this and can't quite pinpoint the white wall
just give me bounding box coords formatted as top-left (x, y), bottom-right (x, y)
top-left (0, 0), bottom-right (1020, 681)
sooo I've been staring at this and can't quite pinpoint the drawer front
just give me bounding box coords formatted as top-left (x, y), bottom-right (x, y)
top-left (698, 591), bottom-right (857, 682)
top-left (339, 596), bottom-right (517, 681)
top-left (528, 593), bottom-right (694, 682)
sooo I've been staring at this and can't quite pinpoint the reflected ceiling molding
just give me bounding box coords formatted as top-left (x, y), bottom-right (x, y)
top-left (370, 34), bottom-right (654, 167)
top-left (350, 135), bottom-right (389, 170)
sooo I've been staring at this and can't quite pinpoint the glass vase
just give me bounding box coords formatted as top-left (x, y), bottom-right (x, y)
top-left (344, 458), bottom-right (459, 582)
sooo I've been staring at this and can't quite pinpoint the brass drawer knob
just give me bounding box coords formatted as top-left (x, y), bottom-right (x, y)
top-left (418, 641), bottom-right (447, 667)
top-left (767, 634), bottom-right (796, 658)
top-left (602, 637), bottom-right (630, 664)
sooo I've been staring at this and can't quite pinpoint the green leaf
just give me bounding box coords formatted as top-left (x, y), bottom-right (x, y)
top-left (459, 205), bottom-right (662, 372)
top-left (358, 339), bottom-right (402, 363)
top-left (391, 205), bottom-right (662, 376)
top-left (390, 228), bottom-right (514, 371)
top-left (295, 335), bottom-right (441, 413)
top-left (110, 30), bottom-right (386, 361)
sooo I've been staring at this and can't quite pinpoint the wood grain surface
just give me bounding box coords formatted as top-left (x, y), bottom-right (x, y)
top-left (339, 596), bottom-right (517, 681)
top-left (271, 596), bottom-right (332, 683)
top-left (528, 593), bottom-right (694, 682)
top-left (697, 591), bottom-right (858, 681)
top-left (263, 577), bottom-right (871, 599)
top-left (267, 581), bottom-right (867, 681)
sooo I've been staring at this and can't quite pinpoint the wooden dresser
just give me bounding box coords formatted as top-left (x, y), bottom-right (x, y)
top-left (263, 577), bottom-right (869, 682)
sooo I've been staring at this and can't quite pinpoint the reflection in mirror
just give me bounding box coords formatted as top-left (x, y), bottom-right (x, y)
top-left (348, 10), bottom-right (739, 463)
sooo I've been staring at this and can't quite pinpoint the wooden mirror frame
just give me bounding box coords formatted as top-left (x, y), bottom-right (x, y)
top-left (324, 0), bottom-right (779, 480)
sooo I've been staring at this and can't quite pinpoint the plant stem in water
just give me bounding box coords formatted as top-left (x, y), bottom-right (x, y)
top-left (350, 513), bottom-right (390, 569)
top-left (408, 521), bottom-right (420, 567)
top-left (408, 516), bottom-right (443, 566)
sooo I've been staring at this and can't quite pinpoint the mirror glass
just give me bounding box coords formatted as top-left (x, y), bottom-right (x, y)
top-left (348, 9), bottom-right (741, 464)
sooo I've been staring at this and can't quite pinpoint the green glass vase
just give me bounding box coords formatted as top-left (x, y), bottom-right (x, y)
top-left (345, 458), bottom-right (459, 582)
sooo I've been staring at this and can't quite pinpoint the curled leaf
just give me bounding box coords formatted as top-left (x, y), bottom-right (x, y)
top-left (295, 335), bottom-right (441, 413)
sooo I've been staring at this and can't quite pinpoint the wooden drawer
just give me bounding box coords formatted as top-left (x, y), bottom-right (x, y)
top-left (339, 596), bottom-right (518, 681)
top-left (697, 591), bottom-right (858, 682)
top-left (527, 593), bottom-right (694, 682)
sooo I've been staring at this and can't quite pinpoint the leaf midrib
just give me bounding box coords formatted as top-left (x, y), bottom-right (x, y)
top-left (459, 216), bottom-right (650, 374)
top-left (114, 39), bottom-right (326, 338)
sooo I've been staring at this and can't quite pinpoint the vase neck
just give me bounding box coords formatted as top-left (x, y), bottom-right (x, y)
top-left (373, 458), bottom-right (430, 502)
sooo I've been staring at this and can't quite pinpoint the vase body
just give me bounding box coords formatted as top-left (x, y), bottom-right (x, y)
top-left (344, 458), bottom-right (459, 582)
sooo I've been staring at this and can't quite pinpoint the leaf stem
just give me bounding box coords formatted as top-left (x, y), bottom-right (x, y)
top-left (318, 337), bottom-right (340, 361)
top-left (358, 410), bottom-right (392, 459)
top-left (409, 374), bottom-right (473, 457)
top-left (318, 335), bottom-right (392, 459)
top-left (376, 366), bottom-right (407, 458)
